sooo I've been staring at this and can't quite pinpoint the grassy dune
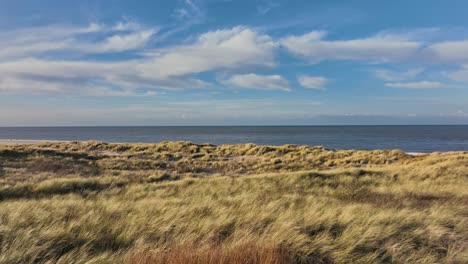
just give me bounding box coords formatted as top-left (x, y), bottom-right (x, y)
top-left (0, 141), bottom-right (467, 263)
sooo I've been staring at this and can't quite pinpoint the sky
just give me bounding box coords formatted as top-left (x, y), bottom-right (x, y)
top-left (0, 0), bottom-right (468, 126)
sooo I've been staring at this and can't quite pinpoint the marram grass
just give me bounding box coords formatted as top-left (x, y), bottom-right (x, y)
top-left (0, 141), bottom-right (467, 263)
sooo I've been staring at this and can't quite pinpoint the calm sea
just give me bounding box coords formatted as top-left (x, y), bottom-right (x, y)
top-left (1, 126), bottom-right (468, 152)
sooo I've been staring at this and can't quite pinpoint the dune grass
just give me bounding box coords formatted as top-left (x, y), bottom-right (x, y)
top-left (0, 141), bottom-right (467, 263)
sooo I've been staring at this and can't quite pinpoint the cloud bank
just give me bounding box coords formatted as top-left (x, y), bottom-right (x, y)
top-left (0, 24), bottom-right (276, 95)
top-left (1, 21), bottom-right (468, 96)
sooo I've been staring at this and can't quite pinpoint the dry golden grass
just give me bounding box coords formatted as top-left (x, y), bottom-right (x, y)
top-left (125, 243), bottom-right (293, 264)
top-left (0, 141), bottom-right (467, 263)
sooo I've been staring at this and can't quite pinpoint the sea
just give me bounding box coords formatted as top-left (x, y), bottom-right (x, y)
top-left (1, 125), bottom-right (468, 153)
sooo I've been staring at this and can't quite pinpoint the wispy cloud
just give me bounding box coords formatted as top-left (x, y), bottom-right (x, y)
top-left (165, 0), bottom-right (207, 41)
top-left (112, 18), bottom-right (146, 31)
top-left (281, 31), bottom-right (421, 63)
top-left (297, 75), bottom-right (328, 90)
top-left (223, 73), bottom-right (291, 91)
top-left (427, 40), bottom-right (468, 64)
top-left (1, 19), bottom-right (468, 98)
top-left (173, 0), bottom-right (205, 23)
top-left (88, 29), bottom-right (156, 52)
top-left (0, 25), bottom-right (276, 95)
top-left (139, 27), bottom-right (276, 78)
top-left (257, 1), bottom-right (280, 15)
top-left (281, 29), bottom-right (468, 66)
top-left (0, 22), bottom-right (158, 60)
top-left (373, 68), bottom-right (424, 82)
top-left (385, 81), bottom-right (446, 89)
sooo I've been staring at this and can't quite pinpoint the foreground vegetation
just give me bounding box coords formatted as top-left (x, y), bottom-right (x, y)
top-left (0, 141), bottom-right (467, 263)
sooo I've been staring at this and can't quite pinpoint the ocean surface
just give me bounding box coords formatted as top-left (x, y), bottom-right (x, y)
top-left (1, 126), bottom-right (468, 152)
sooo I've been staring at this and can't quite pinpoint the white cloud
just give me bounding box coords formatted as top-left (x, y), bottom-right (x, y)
top-left (0, 22), bottom-right (157, 60)
top-left (385, 81), bottom-right (445, 89)
top-left (112, 19), bottom-right (143, 31)
top-left (427, 40), bottom-right (468, 64)
top-left (0, 58), bottom-right (210, 94)
top-left (223, 74), bottom-right (291, 91)
top-left (297, 75), bottom-right (328, 89)
top-left (373, 68), bottom-right (424, 81)
top-left (281, 31), bottom-right (421, 63)
top-left (0, 25), bottom-right (276, 95)
top-left (137, 26), bottom-right (276, 78)
top-left (88, 29), bottom-right (156, 52)
top-left (4, 21), bottom-right (467, 97)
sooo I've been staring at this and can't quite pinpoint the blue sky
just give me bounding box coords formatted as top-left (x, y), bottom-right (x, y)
top-left (1, 0), bottom-right (468, 126)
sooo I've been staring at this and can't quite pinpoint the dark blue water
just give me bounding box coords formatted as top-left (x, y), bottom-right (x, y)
top-left (1, 126), bottom-right (468, 152)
